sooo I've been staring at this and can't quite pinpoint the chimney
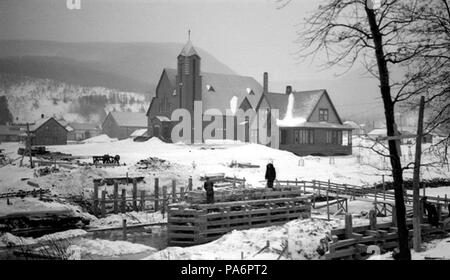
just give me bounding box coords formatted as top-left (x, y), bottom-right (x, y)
top-left (41, 114), bottom-right (45, 119)
top-left (263, 72), bottom-right (268, 94)
top-left (286, 85), bottom-right (292, 94)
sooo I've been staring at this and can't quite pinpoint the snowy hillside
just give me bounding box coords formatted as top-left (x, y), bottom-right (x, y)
top-left (0, 74), bottom-right (150, 124)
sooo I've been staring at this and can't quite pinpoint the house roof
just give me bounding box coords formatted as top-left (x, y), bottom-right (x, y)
top-left (163, 69), bottom-right (263, 115)
top-left (262, 90), bottom-right (327, 120)
top-left (130, 128), bottom-right (148, 137)
top-left (69, 122), bottom-right (100, 131)
top-left (109, 112), bottom-right (147, 127)
top-left (29, 117), bottom-right (67, 132)
top-left (367, 128), bottom-right (388, 136)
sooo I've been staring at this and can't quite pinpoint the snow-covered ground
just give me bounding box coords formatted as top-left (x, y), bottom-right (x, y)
top-left (0, 136), bottom-right (449, 260)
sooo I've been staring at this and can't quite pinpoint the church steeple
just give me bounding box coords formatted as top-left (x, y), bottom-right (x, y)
top-left (177, 31), bottom-right (202, 112)
top-left (179, 30), bottom-right (199, 57)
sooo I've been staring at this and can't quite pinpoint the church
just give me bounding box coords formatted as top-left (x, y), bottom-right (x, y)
top-left (146, 38), bottom-right (353, 156)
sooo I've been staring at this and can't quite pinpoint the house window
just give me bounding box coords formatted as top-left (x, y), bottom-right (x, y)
top-left (326, 130), bottom-right (342, 145)
top-left (295, 129), bottom-right (314, 144)
top-left (319, 109), bottom-right (329, 121)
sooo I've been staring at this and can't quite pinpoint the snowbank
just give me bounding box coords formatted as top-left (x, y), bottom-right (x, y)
top-left (82, 134), bottom-right (118, 144)
top-left (68, 239), bottom-right (156, 258)
top-left (145, 218), bottom-right (335, 260)
top-left (90, 211), bottom-right (166, 228)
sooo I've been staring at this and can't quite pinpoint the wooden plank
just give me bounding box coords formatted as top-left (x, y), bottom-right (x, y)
top-left (113, 181), bottom-right (118, 214)
top-left (121, 188), bottom-right (126, 213)
top-left (132, 179), bottom-right (138, 211)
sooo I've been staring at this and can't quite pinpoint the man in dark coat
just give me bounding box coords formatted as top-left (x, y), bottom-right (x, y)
top-left (204, 177), bottom-right (215, 204)
top-left (421, 197), bottom-right (439, 227)
top-left (265, 163), bottom-right (276, 189)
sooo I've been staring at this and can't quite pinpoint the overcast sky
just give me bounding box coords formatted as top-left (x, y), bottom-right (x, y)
top-left (0, 0), bottom-right (344, 82)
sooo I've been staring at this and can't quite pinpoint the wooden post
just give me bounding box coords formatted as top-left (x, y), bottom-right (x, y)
top-left (140, 190), bottom-right (145, 211)
top-left (318, 181), bottom-right (321, 196)
top-left (243, 177), bottom-right (246, 188)
top-left (154, 178), bottom-right (159, 211)
top-left (113, 181), bottom-right (119, 214)
top-left (121, 188), bottom-right (126, 213)
top-left (303, 181), bottom-right (306, 194)
top-left (162, 186), bottom-right (167, 214)
top-left (326, 180), bottom-right (330, 221)
top-left (172, 180), bottom-right (177, 203)
top-left (101, 190), bottom-right (106, 218)
top-left (345, 214), bottom-right (353, 239)
top-left (132, 179), bottom-right (138, 211)
top-left (93, 182), bottom-right (99, 216)
top-left (412, 96), bottom-right (425, 252)
top-left (126, 172), bottom-right (129, 186)
top-left (180, 187), bottom-right (185, 201)
top-left (369, 210), bottom-right (377, 230)
top-left (122, 219), bottom-right (127, 240)
top-left (436, 203), bottom-right (442, 222)
top-left (188, 177), bottom-right (193, 191)
top-left (26, 123), bottom-right (34, 169)
top-left (382, 175), bottom-right (387, 216)
top-left (392, 205), bottom-right (397, 227)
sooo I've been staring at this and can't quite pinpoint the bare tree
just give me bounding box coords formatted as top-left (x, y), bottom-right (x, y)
top-left (277, 0), bottom-right (450, 259)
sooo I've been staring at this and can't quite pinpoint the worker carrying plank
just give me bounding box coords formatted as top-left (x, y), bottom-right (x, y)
top-left (204, 177), bottom-right (215, 204)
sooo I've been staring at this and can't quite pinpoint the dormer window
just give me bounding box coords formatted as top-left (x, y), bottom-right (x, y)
top-left (319, 109), bottom-right (329, 121)
top-left (206, 84), bottom-right (215, 92)
top-left (246, 88), bottom-right (255, 95)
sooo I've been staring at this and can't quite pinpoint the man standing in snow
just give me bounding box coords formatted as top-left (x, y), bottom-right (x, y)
top-left (204, 177), bottom-right (215, 204)
top-left (265, 162), bottom-right (276, 190)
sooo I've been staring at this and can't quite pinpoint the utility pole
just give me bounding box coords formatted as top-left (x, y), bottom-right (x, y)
top-left (412, 96), bottom-right (425, 252)
top-left (26, 123), bottom-right (34, 169)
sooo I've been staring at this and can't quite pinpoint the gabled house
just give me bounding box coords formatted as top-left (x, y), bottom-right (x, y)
top-left (29, 117), bottom-right (68, 146)
top-left (256, 86), bottom-right (353, 156)
top-left (102, 112), bottom-right (147, 140)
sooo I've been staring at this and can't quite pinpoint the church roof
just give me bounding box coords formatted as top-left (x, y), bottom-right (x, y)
top-left (163, 69), bottom-right (263, 115)
top-left (179, 40), bottom-right (199, 57)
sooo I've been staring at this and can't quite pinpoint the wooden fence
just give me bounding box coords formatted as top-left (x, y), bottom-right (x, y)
top-left (276, 179), bottom-right (450, 208)
top-left (91, 177), bottom-right (194, 217)
top-left (325, 210), bottom-right (450, 260)
top-left (167, 196), bottom-right (312, 246)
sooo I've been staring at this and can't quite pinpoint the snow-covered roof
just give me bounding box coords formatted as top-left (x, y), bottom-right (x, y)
top-left (155, 116), bottom-right (171, 122)
top-left (367, 128), bottom-right (387, 136)
top-left (278, 121), bottom-right (353, 129)
top-left (263, 90), bottom-right (328, 121)
top-left (163, 69), bottom-right (263, 114)
top-left (29, 117), bottom-right (67, 132)
top-left (130, 128), bottom-right (148, 137)
top-left (109, 112), bottom-right (147, 127)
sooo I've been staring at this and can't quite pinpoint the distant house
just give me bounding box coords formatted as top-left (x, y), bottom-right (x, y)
top-left (67, 122), bottom-right (102, 141)
top-left (344, 121), bottom-right (364, 136)
top-left (29, 117), bottom-right (68, 146)
top-left (367, 128), bottom-right (388, 139)
top-left (0, 125), bottom-right (23, 142)
top-left (102, 112), bottom-right (147, 140)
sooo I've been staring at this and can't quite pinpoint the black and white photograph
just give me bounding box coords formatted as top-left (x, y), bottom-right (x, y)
top-left (0, 0), bottom-right (449, 264)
